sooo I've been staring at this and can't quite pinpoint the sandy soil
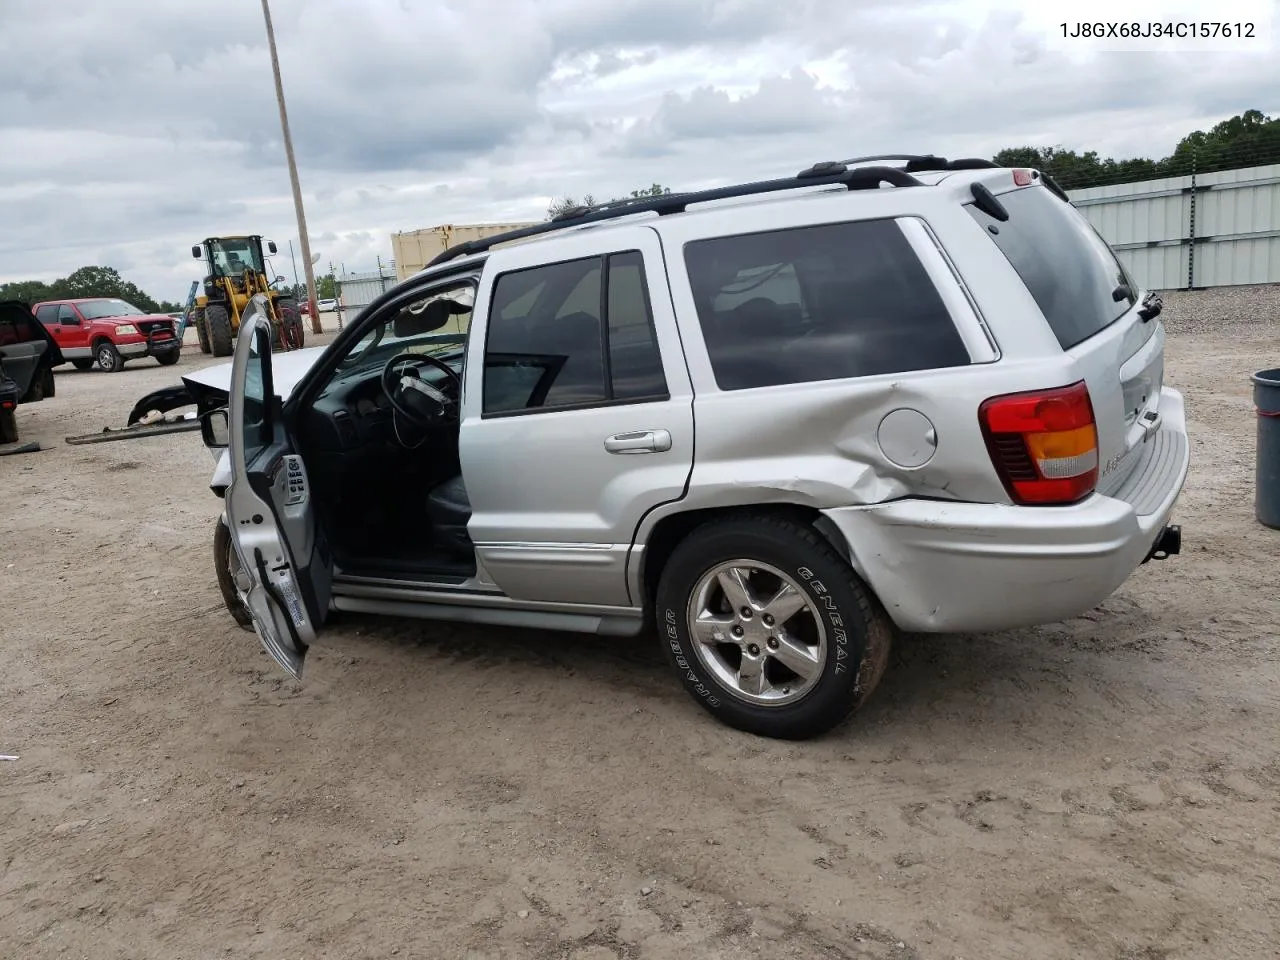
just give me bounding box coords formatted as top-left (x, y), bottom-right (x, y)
top-left (2, 302), bottom-right (1278, 960)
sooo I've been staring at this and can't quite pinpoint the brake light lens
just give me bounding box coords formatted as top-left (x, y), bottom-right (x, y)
top-left (1012, 168), bottom-right (1033, 186)
top-left (979, 381), bottom-right (1098, 505)
top-left (0, 400), bottom-right (13, 410)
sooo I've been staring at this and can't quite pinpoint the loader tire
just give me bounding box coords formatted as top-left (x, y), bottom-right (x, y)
top-left (194, 308), bottom-right (212, 354)
top-left (206, 304), bottom-right (234, 358)
top-left (276, 298), bottom-right (304, 350)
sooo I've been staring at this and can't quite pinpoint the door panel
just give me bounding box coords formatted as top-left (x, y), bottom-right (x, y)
top-left (225, 299), bottom-right (332, 678)
top-left (460, 227), bottom-right (695, 607)
top-left (57, 304), bottom-right (90, 357)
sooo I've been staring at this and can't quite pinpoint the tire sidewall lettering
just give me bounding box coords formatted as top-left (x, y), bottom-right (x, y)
top-left (664, 607), bottom-right (720, 708)
top-left (797, 565), bottom-right (850, 675)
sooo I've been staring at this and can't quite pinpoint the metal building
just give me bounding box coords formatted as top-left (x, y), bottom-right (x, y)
top-left (1068, 163), bottom-right (1280, 290)
top-left (338, 264), bottom-right (398, 323)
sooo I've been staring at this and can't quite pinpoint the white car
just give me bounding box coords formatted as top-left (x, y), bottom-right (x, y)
top-left (317, 298), bottom-right (339, 313)
top-left (177, 154), bottom-right (1188, 739)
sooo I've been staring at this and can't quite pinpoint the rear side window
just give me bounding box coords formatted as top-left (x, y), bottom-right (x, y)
top-left (966, 185), bottom-right (1135, 350)
top-left (34, 304), bottom-right (58, 324)
top-left (683, 219), bottom-right (969, 391)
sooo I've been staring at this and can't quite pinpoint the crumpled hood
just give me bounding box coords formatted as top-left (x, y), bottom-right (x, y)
top-left (182, 344), bottom-right (329, 402)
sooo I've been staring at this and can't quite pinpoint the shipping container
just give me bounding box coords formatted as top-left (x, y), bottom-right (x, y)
top-left (391, 223), bottom-right (540, 280)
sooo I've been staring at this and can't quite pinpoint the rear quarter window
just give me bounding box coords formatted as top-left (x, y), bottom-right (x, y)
top-left (966, 185), bottom-right (1136, 350)
top-left (682, 218), bottom-right (970, 391)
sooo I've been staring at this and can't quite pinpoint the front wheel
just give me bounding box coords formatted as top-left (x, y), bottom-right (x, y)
top-left (95, 341), bottom-right (124, 372)
top-left (72, 358), bottom-right (94, 371)
top-left (655, 514), bottom-right (892, 740)
top-left (155, 350), bottom-right (181, 366)
top-left (214, 518), bottom-right (254, 630)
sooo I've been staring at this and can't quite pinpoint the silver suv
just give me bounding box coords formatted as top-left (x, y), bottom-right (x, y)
top-left (192, 155), bottom-right (1189, 740)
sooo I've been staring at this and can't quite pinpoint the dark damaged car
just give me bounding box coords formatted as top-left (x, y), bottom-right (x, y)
top-left (0, 300), bottom-right (62, 444)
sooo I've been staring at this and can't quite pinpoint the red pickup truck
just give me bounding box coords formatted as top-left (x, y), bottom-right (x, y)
top-left (32, 297), bottom-right (181, 372)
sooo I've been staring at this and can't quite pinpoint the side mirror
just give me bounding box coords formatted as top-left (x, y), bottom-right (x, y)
top-left (192, 245), bottom-right (202, 259)
top-left (60, 316), bottom-right (79, 326)
top-left (267, 241), bottom-right (278, 254)
top-left (201, 408), bottom-right (229, 449)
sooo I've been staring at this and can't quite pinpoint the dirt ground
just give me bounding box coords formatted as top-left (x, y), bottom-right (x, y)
top-left (2, 300), bottom-right (1278, 960)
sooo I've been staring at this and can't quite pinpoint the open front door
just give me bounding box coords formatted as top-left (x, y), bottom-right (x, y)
top-left (225, 297), bottom-right (332, 678)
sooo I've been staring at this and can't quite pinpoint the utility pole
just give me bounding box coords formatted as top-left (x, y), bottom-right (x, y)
top-left (288, 238), bottom-right (300, 291)
top-left (261, 0), bottom-right (321, 334)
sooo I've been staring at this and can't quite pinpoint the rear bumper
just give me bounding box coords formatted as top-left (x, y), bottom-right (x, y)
top-left (823, 387), bottom-right (1190, 634)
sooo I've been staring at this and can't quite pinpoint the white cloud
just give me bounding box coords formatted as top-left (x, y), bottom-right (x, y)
top-left (0, 0), bottom-right (1276, 300)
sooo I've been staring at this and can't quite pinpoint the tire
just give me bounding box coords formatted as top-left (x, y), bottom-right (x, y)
top-left (194, 308), bottom-right (212, 355)
top-left (205, 304), bottom-right (234, 358)
top-left (214, 518), bottom-right (255, 631)
top-left (72, 358), bottom-right (94, 371)
top-left (655, 514), bottom-right (893, 740)
top-left (276, 298), bottom-right (304, 350)
top-left (0, 407), bottom-right (17, 445)
top-left (156, 349), bottom-right (180, 366)
top-left (94, 340), bottom-right (124, 372)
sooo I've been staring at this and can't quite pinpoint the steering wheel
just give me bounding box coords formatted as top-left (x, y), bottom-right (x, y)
top-left (380, 351), bottom-right (461, 429)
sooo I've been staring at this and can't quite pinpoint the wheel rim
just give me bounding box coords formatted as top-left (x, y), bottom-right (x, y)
top-left (686, 559), bottom-right (827, 707)
top-left (98, 346), bottom-right (112, 368)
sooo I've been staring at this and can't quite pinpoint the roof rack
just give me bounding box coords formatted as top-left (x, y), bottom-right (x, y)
top-left (839, 154), bottom-right (1001, 173)
top-left (425, 163), bottom-right (925, 268)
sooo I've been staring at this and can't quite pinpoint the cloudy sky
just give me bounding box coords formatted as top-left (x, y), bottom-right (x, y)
top-left (1, 0), bottom-right (1275, 302)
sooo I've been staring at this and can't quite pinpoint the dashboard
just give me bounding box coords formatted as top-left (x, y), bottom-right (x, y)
top-left (300, 349), bottom-right (465, 453)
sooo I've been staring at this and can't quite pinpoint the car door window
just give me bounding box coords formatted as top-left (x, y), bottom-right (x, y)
top-left (482, 251), bottom-right (668, 415)
top-left (606, 251), bottom-right (668, 402)
top-left (241, 323), bottom-right (273, 464)
top-left (57, 305), bottom-right (79, 324)
top-left (34, 304), bottom-right (58, 324)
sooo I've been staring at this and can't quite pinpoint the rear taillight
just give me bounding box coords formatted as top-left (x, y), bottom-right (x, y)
top-left (979, 380), bottom-right (1098, 505)
top-left (1012, 168), bottom-right (1033, 186)
top-left (0, 400), bottom-right (13, 410)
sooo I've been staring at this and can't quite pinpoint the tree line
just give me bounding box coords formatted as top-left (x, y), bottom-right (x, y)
top-left (3, 111), bottom-right (1273, 308)
top-left (0, 265), bottom-right (181, 314)
top-left (550, 109), bottom-right (1279, 212)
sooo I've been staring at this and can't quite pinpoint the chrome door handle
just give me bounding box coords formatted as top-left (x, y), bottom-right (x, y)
top-left (604, 429), bottom-right (671, 454)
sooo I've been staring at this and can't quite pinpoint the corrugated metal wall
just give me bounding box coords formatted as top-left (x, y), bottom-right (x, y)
top-left (1068, 163), bottom-right (1280, 290)
top-left (338, 266), bottom-right (397, 321)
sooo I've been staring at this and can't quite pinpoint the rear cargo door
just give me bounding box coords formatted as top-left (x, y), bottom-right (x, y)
top-left (966, 184), bottom-right (1163, 494)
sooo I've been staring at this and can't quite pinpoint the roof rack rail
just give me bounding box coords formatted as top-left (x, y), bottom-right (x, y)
top-left (426, 164), bottom-right (925, 268)
top-left (839, 154), bottom-right (1001, 173)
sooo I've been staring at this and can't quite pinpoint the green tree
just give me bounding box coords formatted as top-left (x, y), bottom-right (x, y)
top-left (0, 265), bottom-right (173, 312)
top-left (317, 272), bottom-right (338, 300)
top-left (545, 184), bottom-right (673, 221)
top-left (992, 109), bottom-right (1280, 190)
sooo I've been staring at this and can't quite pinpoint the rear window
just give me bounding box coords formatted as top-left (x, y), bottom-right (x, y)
top-left (966, 185), bottom-right (1136, 350)
top-left (683, 219), bottom-right (969, 391)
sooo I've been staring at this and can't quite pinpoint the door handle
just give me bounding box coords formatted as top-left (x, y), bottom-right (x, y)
top-left (604, 429), bottom-right (672, 454)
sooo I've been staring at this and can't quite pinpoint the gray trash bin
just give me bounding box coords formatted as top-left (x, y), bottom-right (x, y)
top-left (1254, 368), bottom-right (1280, 529)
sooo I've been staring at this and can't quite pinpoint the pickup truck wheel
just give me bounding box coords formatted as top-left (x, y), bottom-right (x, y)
top-left (155, 350), bottom-right (180, 366)
top-left (655, 515), bottom-right (892, 740)
top-left (0, 408), bottom-right (17, 445)
top-left (95, 341), bottom-right (124, 372)
top-left (205, 304), bottom-right (234, 358)
top-left (214, 518), bottom-right (254, 631)
top-left (72, 358), bottom-right (94, 371)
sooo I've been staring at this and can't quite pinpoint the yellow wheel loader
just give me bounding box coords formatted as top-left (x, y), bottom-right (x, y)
top-left (189, 236), bottom-right (304, 357)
